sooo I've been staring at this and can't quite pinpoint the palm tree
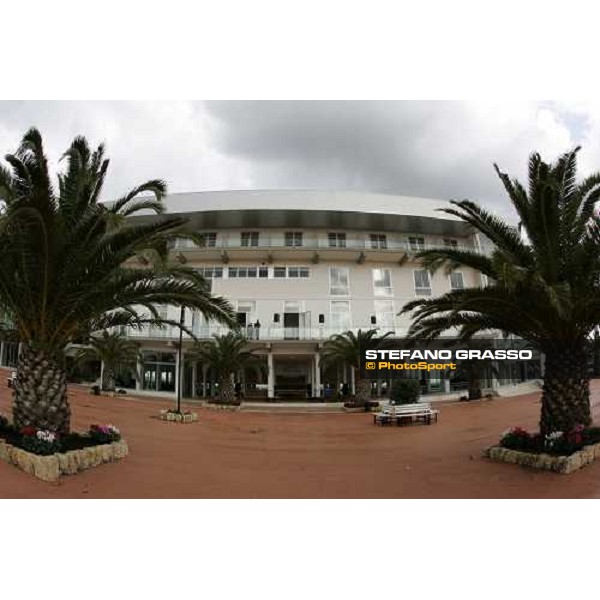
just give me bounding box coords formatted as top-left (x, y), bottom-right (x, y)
top-left (0, 128), bottom-right (236, 433)
top-left (188, 333), bottom-right (258, 403)
top-left (74, 331), bottom-right (140, 392)
top-left (401, 147), bottom-right (600, 434)
top-left (320, 329), bottom-right (394, 406)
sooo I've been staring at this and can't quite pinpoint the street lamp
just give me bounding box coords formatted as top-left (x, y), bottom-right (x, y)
top-left (176, 306), bottom-right (185, 414)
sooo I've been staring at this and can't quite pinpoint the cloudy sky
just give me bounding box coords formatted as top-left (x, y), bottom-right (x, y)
top-left (0, 100), bottom-right (598, 218)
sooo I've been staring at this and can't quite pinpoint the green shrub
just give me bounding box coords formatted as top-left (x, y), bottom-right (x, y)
top-left (389, 379), bottom-right (420, 405)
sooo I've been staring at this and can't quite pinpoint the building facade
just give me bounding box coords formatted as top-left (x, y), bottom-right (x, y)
top-left (113, 190), bottom-right (489, 399)
top-left (0, 189), bottom-right (504, 398)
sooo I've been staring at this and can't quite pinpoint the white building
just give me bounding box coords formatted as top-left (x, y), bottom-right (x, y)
top-left (111, 189), bottom-right (487, 400)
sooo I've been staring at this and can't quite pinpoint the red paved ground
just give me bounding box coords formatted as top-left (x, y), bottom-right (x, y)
top-left (2, 370), bottom-right (600, 498)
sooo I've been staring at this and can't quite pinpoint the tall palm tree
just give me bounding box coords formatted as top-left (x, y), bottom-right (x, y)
top-left (188, 333), bottom-right (258, 403)
top-left (0, 128), bottom-right (236, 432)
top-left (74, 331), bottom-right (140, 392)
top-left (401, 147), bottom-right (600, 434)
top-left (320, 329), bottom-right (394, 405)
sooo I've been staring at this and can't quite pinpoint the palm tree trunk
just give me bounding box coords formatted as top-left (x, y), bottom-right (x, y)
top-left (540, 344), bottom-right (591, 435)
top-left (102, 368), bottom-right (116, 392)
top-left (355, 371), bottom-right (371, 405)
top-left (218, 377), bottom-right (236, 403)
top-left (13, 345), bottom-right (71, 433)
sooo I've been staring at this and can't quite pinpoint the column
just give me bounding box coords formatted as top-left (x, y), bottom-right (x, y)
top-left (0, 340), bottom-right (4, 366)
top-left (192, 363), bottom-right (197, 398)
top-left (267, 352), bottom-right (275, 398)
top-left (313, 352), bottom-right (321, 397)
top-left (443, 377), bottom-right (451, 394)
top-left (202, 365), bottom-right (207, 398)
top-left (100, 360), bottom-right (105, 390)
top-left (350, 366), bottom-right (356, 395)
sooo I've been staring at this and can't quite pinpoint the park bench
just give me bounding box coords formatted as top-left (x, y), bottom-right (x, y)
top-left (373, 402), bottom-right (439, 426)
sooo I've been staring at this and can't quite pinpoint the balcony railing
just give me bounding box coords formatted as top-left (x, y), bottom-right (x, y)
top-left (170, 237), bottom-right (484, 255)
top-left (125, 325), bottom-right (405, 342)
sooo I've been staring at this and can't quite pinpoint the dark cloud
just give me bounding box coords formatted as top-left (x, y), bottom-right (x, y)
top-left (0, 100), bottom-right (594, 219)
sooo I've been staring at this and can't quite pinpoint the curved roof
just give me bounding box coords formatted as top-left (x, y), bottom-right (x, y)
top-left (134, 190), bottom-right (471, 236)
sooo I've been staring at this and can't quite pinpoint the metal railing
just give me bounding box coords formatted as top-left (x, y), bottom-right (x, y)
top-left (124, 324), bottom-right (405, 342)
top-left (170, 237), bottom-right (484, 254)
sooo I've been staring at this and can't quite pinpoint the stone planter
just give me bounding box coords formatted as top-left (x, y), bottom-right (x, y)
top-left (159, 410), bottom-right (198, 423)
top-left (343, 407), bottom-right (366, 413)
top-left (0, 439), bottom-right (128, 482)
top-left (485, 441), bottom-right (600, 474)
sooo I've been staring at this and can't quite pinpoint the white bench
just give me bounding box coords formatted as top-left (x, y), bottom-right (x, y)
top-left (373, 402), bottom-right (439, 426)
top-left (6, 372), bottom-right (16, 389)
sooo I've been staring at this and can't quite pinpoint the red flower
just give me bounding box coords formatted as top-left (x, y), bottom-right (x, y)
top-left (21, 426), bottom-right (36, 436)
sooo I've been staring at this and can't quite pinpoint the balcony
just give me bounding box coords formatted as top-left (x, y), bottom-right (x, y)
top-left (169, 236), bottom-right (486, 263)
top-left (124, 324), bottom-right (405, 343)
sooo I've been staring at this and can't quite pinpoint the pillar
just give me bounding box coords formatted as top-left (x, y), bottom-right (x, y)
top-left (268, 352), bottom-right (275, 398)
top-left (100, 360), bottom-right (105, 390)
top-left (443, 377), bottom-right (451, 394)
top-left (202, 364), bottom-right (207, 397)
top-left (350, 366), bottom-right (355, 395)
top-left (313, 352), bottom-right (321, 397)
top-left (0, 340), bottom-right (4, 366)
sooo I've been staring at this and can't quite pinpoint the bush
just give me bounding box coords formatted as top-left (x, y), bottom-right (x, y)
top-left (499, 425), bottom-right (600, 456)
top-left (19, 427), bottom-right (61, 456)
top-left (0, 413), bottom-right (8, 430)
top-left (389, 379), bottom-right (420, 405)
top-left (89, 424), bottom-right (121, 444)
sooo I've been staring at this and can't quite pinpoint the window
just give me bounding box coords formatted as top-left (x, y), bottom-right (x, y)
top-left (195, 266), bottom-right (223, 291)
top-left (195, 266), bottom-right (223, 278)
top-left (409, 236), bottom-right (425, 252)
top-left (414, 270), bottom-right (432, 296)
top-left (241, 232), bottom-right (259, 247)
top-left (330, 300), bottom-right (351, 332)
top-left (285, 232), bottom-right (303, 247)
top-left (330, 267), bottom-right (350, 295)
top-left (198, 232), bottom-right (217, 247)
top-left (374, 299), bottom-right (396, 332)
top-left (227, 266), bottom-right (268, 278)
top-left (328, 232), bottom-right (347, 248)
top-left (450, 271), bottom-right (465, 290)
top-left (373, 268), bottom-right (393, 297)
top-left (273, 266), bottom-right (310, 279)
top-left (444, 238), bottom-right (458, 249)
top-left (370, 234), bottom-right (388, 249)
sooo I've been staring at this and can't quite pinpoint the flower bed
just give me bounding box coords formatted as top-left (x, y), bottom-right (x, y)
top-left (485, 425), bottom-right (600, 474)
top-left (159, 409), bottom-right (198, 423)
top-left (0, 416), bottom-right (128, 481)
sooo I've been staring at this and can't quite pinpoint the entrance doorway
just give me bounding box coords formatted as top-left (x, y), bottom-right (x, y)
top-left (275, 357), bottom-right (311, 398)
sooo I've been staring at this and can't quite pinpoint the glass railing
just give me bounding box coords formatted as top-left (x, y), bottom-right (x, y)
top-left (169, 238), bottom-right (484, 254)
top-left (125, 325), bottom-right (404, 341)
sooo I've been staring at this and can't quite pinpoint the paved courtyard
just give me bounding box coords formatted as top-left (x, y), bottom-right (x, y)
top-left (2, 371), bottom-right (600, 498)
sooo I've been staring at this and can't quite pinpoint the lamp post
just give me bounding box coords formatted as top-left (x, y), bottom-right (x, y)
top-left (176, 306), bottom-right (185, 414)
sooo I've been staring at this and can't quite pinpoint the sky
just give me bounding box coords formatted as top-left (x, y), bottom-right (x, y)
top-left (0, 100), bottom-right (599, 219)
